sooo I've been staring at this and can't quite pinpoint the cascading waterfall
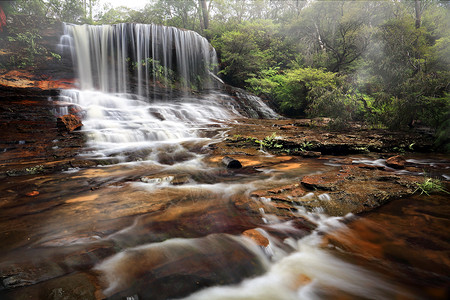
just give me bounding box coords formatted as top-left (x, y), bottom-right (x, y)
top-left (60, 23), bottom-right (217, 95)
top-left (57, 23), bottom-right (277, 162)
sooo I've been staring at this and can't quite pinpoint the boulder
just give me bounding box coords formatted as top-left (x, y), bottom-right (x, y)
top-left (386, 155), bottom-right (406, 169)
top-left (57, 114), bottom-right (82, 132)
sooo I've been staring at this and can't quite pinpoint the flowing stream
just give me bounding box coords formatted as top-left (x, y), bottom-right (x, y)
top-left (0, 23), bottom-right (449, 300)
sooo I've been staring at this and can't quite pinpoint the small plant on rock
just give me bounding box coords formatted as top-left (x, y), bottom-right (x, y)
top-left (414, 177), bottom-right (449, 196)
top-left (255, 132), bottom-right (283, 150)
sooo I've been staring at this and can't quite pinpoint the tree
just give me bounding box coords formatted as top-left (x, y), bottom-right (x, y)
top-left (289, 0), bottom-right (373, 72)
top-left (198, 0), bottom-right (209, 30)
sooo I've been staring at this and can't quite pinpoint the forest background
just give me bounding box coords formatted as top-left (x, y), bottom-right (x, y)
top-left (1, 0), bottom-right (449, 150)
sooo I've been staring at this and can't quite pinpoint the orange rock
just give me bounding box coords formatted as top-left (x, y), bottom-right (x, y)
top-left (280, 125), bottom-right (296, 130)
top-left (301, 171), bottom-right (349, 191)
top-left (26, 191), bottom-right (39, 197)
top-left (243, 229), bottom-right (269, 247)
top-left (386, 155), bottom-right (406, 169)
top-left (294, 274), bottom-right (312, 286)
top-left (250, 190), bottom-right (268, 198)
top-left (57, 114), bottom-right (83, 132)
top-left (0, 70), bottom-right (75, 90)
top-left (268, 201), bottom-right (294, 211)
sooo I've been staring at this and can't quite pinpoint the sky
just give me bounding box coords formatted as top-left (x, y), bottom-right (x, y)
top-left (98, 0), bottom-right (150, 10)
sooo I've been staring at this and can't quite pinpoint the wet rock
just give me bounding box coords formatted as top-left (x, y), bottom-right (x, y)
top-left (171, 174), bottom-right (191, 185)
top-left (248, 165), bottom-right (423, 216)
top-left (322, 193), bottom-right (450, 300)
top-left (141, 175), bottom-right (174, 184)
top-left (0, 94), bottom-right (85, 176)
top-left (386, 155), bottom-right (406, 169)
top-left (149, 109), bottom-right (165, 121)
top-left (212, 118), bottom-right (436, 156)
top-left (356, 163), bottom-right (378, 170)
top-left (57, 114), bottom-right (82, 132)
top-left (251, 184), bottom-right (306, 199)
top-left (280, 125), bottom-right (296, 130)
top-left (0, 241), bottom-right (116, 290)
top-left (301, 170), bottom-right (353, 191)
top-left (0, 70), bottom-right (75, 91)
top-left (96, 234), bottom-right (267, 300)
top-left (0, 272), bottom-right (103, 300)
top-left (140, 174), bottom-right (190, 185)
top-left (70, 160), bottom-right (97, 168)
top-left (222, 156), bottom-right (242, 169)
top-left (156, 151), bottom-right (195, 165)
top-left (299, 151), bottom-right (321, 158)
top-left (25, 190), bottom-right (39, 197)
top-left (243, 229), bottom-right (269, 247)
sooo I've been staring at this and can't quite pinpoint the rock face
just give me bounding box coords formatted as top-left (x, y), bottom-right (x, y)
top-left (57, 114), bottom-right (82, 132)
top-left (0, 93), bottom-right (85, 177)
top-left (0, 70), bottom-right (75, 91)
top-left (0, 17), bottom-right (74, 83)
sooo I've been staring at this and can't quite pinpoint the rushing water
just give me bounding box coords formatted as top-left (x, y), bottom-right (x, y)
top-left (0, 23), bottom-right (449, 300)
top-left (0, 156), bottom-right (448, 299)
top-left (56, 23), bottom-right (278, 162)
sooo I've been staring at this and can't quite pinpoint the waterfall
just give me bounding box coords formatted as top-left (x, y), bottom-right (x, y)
top-left (60, 23), bottom-right (217, 96)
top-left (57, 23), bottom-right (278, 163)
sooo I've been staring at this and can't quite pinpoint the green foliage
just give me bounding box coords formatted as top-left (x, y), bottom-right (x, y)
top-left (246, 67), bottom-right (361, 123)
top-left (434, 102), bottom-right (450, 152)
top-left (211, 19), bottom-right (290, 87)
top-left (414, 177), bottom-right (449, 196)
top-left (99, 6), bottom-right (136, 24)
top-left (255, 132), bottom-right (283, 150)
top-left (288, 0), bottom-right (373, 72)
top-left (6, 30), bottom-right (45, 68)
top-left (2, 0), bottom-right (449, 149)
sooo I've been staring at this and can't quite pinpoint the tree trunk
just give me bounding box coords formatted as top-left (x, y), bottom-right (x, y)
top-left (89, 0), bottom-right (93, 22)
top-left (198, 0), bottom-right (204, 31)
top-left (415, 0), bottom-right (421, 28)
top-left (222, 156), bottom-right (242, 169)
top-left (199, 0), bottom-right (209, 30)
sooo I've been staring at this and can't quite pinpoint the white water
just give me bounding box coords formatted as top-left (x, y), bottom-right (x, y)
top-left (57, 23), bottom-right (278, 162)
top-left (58, 89), bottom-right (235, 161)
top-left (180, 213), bottom-right (412, 300)
top-left (94, 205), bottom-right (413, 300)
top-left (60, 23), bottom-right (217, 94)
top-left (56, 23), bottom-right (404, 299)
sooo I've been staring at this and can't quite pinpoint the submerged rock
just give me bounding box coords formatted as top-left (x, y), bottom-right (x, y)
top-left (242, 229), bottom-right (269, 247)
top-left (95, 234), bottom-right (267, 300)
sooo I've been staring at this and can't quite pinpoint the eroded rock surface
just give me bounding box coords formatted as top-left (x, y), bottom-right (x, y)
top-left (214, 118), bottom-right (435, 156)
top-left (57, 114), bottom-right (82, 132)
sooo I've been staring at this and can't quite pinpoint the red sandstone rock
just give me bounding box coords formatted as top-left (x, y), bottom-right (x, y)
top-left (243, 229), bottom-right (269, 247)
top-left (0, 70), bottom-right (75, 90)
top-left (247, 164), bottom-right (423, 216)
top-left (57, 114), bottom-right (82, 132)
top-left (301, 170), bottom-right (352, 191)
top-left (386, 155), bottom-right (406, 169)
top-left (280, 125), bottom-right (296, 130)
top-left (26, 190), bottom-right (39, 197)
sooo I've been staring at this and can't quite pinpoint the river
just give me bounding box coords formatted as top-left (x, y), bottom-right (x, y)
top-left (0, 22), bottom-right (449, 299)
